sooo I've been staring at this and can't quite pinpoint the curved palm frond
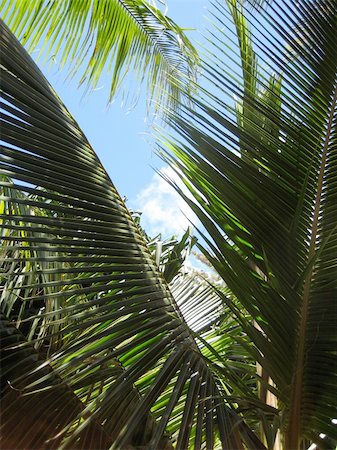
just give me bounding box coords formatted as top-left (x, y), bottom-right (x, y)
top-left (0, 21), bottom-right (264, 449)
top-left (0, 0), bottom-right (198, 110)
top-left (159, 0), bottom-right (337, 448)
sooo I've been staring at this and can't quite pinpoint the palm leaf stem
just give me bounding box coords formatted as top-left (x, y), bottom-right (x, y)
top-left (286, 78), bottom-right (337, 450)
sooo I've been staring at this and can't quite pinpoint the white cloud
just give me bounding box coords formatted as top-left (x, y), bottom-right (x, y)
top-left (131, 166), bottom-right (199, 237)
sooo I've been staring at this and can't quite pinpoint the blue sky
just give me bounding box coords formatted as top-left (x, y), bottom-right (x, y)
top-left (38, 0), bottom-right (208, 239)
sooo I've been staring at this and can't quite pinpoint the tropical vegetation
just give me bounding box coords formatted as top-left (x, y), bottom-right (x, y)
top-left (0, 0), bottom-right (336, 449)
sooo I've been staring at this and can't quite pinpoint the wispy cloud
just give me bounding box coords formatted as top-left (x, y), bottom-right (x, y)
top-left (131, 166), bottom-right (198, 238)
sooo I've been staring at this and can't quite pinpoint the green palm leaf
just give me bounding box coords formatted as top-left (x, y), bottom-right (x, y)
top-left (0, 0), bottom-right (198, 110)
top-left (159, 0), bottom-right (337, 448)
top-left (0, 20), bottom-right (264, 449)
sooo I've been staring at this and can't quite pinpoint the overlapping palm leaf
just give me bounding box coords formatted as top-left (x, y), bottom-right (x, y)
top-left (0, 0), bottom-right (198, 110)
top-left (0, 20), bottom-right (265, 449)
top-left (160, 0), bottom-right (337, 447)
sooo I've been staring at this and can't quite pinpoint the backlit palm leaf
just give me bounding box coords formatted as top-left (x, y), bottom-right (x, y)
top-left (0, 0), bottom-right (198, 110)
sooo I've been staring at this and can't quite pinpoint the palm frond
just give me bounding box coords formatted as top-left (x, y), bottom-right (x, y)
top-left (159, 0), bottom-right (337, 447)
top-left (0, 0), bottom-right (198, 110)
top-left (0, 20), bottom-right (264, 449)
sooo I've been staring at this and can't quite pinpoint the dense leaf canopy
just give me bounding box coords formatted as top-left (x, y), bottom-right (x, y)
top-left (0, 19), bottom-right (262, 450)
top-left (1, 0), bottom-right (336, 449)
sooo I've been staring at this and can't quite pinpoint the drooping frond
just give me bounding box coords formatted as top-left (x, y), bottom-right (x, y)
top-left (0, 21), bottom-right (264, 449)
top-left (159, 0), bottom-right (337, 447)
top-left (0, 0), bottom-right (198, 110)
